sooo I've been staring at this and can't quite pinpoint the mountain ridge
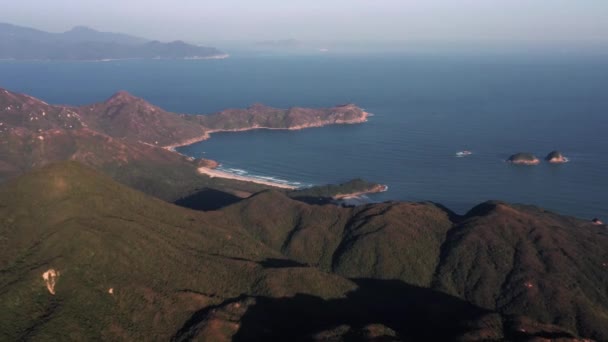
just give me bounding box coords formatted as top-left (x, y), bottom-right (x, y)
top-left (0, 22), bottom-right (225, 60)
top-left (0, 161), bottom-right (598, 341)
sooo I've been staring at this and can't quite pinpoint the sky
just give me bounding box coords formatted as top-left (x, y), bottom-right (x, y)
top-left (2, 0), bottom-right (608, 44)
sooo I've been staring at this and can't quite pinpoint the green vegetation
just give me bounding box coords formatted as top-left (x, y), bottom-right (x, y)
top-left (0, 162), bottom-right (604, 340)
top-left (2, 86), bottom-right (608, 340)
top-left (288, 178), bottom-right (385, 201)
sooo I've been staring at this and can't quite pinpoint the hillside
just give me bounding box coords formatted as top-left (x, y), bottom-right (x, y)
top-left (78, 91), bottom-right (209, 147)
top-left (0, 22), bottom-right (224, 60)
top-left (0, 87), bottom-right (368, 200)
top-left (0, 162), bottom-right (588, 341)
top-left (220, 192), bottom-right (608, 340)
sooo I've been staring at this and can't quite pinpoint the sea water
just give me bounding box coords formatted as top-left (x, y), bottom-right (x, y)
top-left (1, 53), bottom-right (607, 220)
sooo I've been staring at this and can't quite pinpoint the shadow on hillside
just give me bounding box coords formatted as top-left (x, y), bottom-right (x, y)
top-left (231, 278), bottom-right (491, 341)
top-left (258, 258), bottom-right (308, 269)
top-left (173, 277), bottom-right (578, 341)
top-left (288, 195), bottom-right (335, 206)
top-left (174, 188), bottom-right (243, 211)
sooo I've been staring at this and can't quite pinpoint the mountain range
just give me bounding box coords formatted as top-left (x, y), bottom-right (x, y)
top-left (0, 22), bottom-right (226, 60)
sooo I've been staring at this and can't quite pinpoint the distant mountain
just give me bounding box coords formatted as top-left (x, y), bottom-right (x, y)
top-left (59, 25), bottom-right (148, 45)
top-left (0, 22), bottom-right (226, 60)
top-left (0, 87), bottom-right (369, 200)
top-left (0, 161), bottom-right (595, 341)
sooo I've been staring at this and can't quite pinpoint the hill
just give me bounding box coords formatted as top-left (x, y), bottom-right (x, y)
top-left (0, 162), bottom-right (587, 341)
top-left (220, 192), bottom-right (608, 340)
top-left (0, 22), bottom-right (225, 60)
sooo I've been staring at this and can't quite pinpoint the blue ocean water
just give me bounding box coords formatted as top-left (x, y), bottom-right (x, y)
top-left (1, 54), bottom-right (607, 220)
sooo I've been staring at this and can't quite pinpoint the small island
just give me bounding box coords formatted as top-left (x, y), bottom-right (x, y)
top-left (507, 153), bottom-right (540, 165)
top-left (545, 150), bottom-right (568, 164)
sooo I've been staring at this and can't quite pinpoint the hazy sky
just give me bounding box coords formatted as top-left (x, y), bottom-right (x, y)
top-left (3, 0), bottom-right (608, 43)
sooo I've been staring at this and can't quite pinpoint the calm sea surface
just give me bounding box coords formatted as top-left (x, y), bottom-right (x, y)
top-left (1, 54), bottom-right (607, 220)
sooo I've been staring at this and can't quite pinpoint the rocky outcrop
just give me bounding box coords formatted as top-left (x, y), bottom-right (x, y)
top-left (507, 153), bottom-right (540, 165)
top-left (545, 150), bottom-right (568, 163)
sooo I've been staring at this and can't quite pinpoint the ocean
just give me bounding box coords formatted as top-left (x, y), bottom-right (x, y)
top-left (1, 53), bottom-right (607, 220)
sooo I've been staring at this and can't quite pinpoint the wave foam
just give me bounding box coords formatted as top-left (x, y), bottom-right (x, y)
top-left (217, 167), bottom-right (309, 189)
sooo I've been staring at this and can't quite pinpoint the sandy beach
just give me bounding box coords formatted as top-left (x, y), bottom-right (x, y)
top-left (197, 167), bottom-right (296, 190)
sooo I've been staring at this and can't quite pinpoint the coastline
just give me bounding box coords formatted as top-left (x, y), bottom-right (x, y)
top-left (163, 111), bottom-right (369, 151)
top-left (197, 166), bottom-right (297, 190)
top-left (202, 112), bottom-right (369, 137)
top-left (163, 132), bottom-right (211, 152)
top-left (169, 111), bottom-right (370, 191)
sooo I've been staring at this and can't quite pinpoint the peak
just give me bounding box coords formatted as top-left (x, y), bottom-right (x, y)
top-left (105, 90), bottom-right (141, 103)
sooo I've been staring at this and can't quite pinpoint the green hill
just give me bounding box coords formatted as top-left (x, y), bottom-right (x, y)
top-left (0, 162), bottom-right (590, 341)
top-left (221, 193), bottom-right (608, 340)
top-left (0, 162), bottom-right (353, 340)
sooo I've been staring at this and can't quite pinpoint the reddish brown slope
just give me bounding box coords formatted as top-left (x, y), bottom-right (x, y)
top-left (78, 91), bottom-right (208, 147)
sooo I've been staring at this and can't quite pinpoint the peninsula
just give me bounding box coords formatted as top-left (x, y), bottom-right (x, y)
top-left (0, 87), bottom-right (370, 199)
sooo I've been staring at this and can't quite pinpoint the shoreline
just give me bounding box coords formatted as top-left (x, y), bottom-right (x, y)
top-left (169, 111), bottom-right (370, 191)
top-left (163, 112), bottom-right (370, 151)
top-left (333, 185), bottom-right (389, 200)
top-left (197, 166), bottom-right (297, 190)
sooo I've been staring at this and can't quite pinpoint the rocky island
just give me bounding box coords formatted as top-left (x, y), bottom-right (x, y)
top-left (507, 153), bottom-right (540, 165)
top-left (545, 150), bottom-right (568, 163)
